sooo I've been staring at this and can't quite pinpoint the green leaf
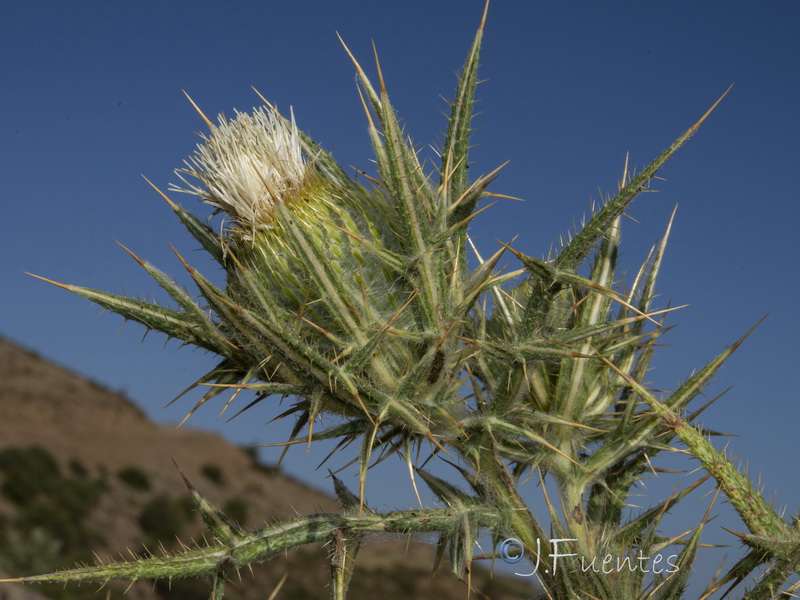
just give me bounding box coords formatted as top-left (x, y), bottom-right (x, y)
top-left (555, 86), bottom-right (731, 272)
top-left (144, 176), bottom-right (228, 266)
top-left (442, 1), bottom-right (488, 219)
top-left (28, 274), bottom-right (225, 354)
top-left (1, 508), bottom-right (503, 586)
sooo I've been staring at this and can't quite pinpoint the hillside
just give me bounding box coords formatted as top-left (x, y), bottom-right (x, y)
top-left (0, 337), bottom-right (534, 600)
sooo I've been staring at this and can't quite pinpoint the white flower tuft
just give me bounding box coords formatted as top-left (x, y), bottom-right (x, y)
top-left (172, 106), bottom-right (308, 234)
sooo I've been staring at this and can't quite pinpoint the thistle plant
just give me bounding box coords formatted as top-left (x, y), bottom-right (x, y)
top-left (7, 3), bottom-right (800, 599)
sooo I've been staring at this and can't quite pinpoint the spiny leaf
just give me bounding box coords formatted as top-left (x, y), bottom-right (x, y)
top-left (27, 273), bottom-right (224, 354)
top-left (442, 0), bottom-right (489, 217)
top-left (610, 474), bottom-right (711, 548)
top-left (1, 508), bottom-right (504, 585)
top-left (115, 241), bottom-right (232, 353)
top-left (174, 462), bottom-right (244, 544)
top-left (143, 176), bottom-right (228, 266)
top-left (415, 467), bottom-right (479, 510)
top-left (600, 345), bottom-right (792, 543)
top-left (554, 86), bottom-right (732, 272)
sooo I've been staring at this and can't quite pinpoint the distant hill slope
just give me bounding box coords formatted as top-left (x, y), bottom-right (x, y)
top-left (0, 337), bottom-right (534, 600)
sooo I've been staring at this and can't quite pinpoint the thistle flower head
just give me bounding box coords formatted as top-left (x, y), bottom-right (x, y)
top-left (172, 106), bottom-right (310, 236)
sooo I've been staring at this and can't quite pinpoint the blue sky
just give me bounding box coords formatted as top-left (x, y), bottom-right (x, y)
top-left (3, 1), bottom-right (799, 595)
